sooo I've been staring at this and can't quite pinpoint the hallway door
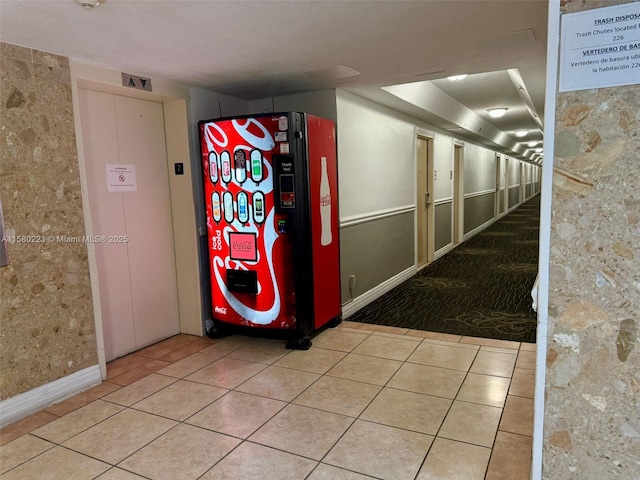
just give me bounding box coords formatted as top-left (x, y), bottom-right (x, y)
top-left (417, 136), bottom-right (432, 267)
top-left (495, 153), bottom-right (501, 218)
top-left (497, 154), bottom-right (506, 217)
top-left (78, 89), bottom-right (180, 361)
top-left (521, 162), bottom-right (526, 203)
top-left (453, 144), bottom-right (463, 244)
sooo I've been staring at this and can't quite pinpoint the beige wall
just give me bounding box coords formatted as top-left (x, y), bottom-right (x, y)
top-left (0, 43), bottom-right (98, 399)
top-left (544, 1), bottom-right (640, 478)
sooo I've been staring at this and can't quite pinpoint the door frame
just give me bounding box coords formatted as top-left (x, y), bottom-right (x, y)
top-left (494, 153), bottom-right (501, 219)
top-left (414, 128), bottom-right (434, 270)
top-left (453, 141), bottom-right (464, 245)
top-left (70, 62), bottom-right (201, 378)
top-left (504, 156), bottom-right (510, 212)
top-left (520, 161), bottom-right (526, 204)
top-left (531, 1), bottom-right (561, 476)
top-left (499, 155), bottom-right (508, 218)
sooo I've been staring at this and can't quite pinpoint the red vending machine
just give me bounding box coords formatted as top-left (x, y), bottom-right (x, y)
top-left (198, 112), bottom-right (341, 349)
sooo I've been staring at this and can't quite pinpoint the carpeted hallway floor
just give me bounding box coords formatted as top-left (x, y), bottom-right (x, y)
top-left (347, 196), bottom-right (540, 343)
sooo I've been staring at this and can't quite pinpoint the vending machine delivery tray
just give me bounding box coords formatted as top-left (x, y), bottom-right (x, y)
top-left (226, 269), bottom-right (258, 294)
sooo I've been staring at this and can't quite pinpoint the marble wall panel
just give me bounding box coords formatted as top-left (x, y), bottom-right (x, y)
top-left (0, 42), bottom-right (97, 401)
top-left (544, 2), bottom-right (640, 479)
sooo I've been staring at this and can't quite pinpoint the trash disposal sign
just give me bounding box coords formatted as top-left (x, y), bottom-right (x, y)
top-left (560, 2), bottom-right (640, 92)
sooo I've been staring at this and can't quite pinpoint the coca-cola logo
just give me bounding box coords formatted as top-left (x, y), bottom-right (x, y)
top-left (229, 232), bottom-right (257, 261)
top-left (320, 194), bottom-right (331, 207)
top-left (233, 241), bottom-right (253, 252)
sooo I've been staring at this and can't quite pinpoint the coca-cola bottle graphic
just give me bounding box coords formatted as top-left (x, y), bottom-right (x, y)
top-left (234, 149), bottom-right (247, 183)
top-left (320, 156), bottom-right (332, 246)
top-left (209, 152), bottom-right (218, 184)
top-left (253, 191), bottom-right (265, 224)
top-left (212, 192), bottom-right (221, 223)
top-left (250, 150), bottom-right (263, 183)
top-left (223, 191), bottom-right (234, 223)
top-left (221, 151), bottom-right (231, 183)
top-left (237, 192), bottom-right (249, 223)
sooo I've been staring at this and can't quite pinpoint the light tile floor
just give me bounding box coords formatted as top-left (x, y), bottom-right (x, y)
top-left (0, 322), bottom-right (536, 480)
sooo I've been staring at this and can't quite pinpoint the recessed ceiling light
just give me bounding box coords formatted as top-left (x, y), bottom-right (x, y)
top-left (515, 130), bottom-right (528, 137)
top-left (535, 147), bottom-right (543, 153)
top-left (528, 141), bottom-right (538, 147)
top-left (447, 74), bottom-right (468, 81)
top-left (75, 0), bottom-right (104, 8)
top-left (487, 108), bottom-right (508, 118)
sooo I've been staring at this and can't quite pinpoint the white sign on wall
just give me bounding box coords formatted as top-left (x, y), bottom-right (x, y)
top-left (560, 3), bottom-right (640, 92)
top-left (106, 164), bottom-right (137, 192)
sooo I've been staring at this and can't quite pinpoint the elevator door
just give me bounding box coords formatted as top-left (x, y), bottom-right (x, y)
top-left (78, 89), bottom-right (180, 361)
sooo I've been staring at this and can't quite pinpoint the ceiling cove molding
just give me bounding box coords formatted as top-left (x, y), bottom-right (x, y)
top-left (383, 81), bottom-right (535, 161)
top-left (507, 68), bottom-right (544, 131)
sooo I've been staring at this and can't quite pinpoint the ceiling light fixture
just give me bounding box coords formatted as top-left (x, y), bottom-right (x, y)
top-left (447, 74), bottom-right (468, 81)
top-left (535, 147), bottom-right (543, 153)
top-left (515, 130), bottom-right (528, 137)
top-left (528, 140), bottom-right (538, 147)
top-left (487, 108), bottom-right (508, 118)
top-left (75, 0), bottom-right (104, 9)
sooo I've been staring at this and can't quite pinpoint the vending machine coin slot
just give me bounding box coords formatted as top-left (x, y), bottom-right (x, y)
top-left (279, 175), bottom-right (295, 208)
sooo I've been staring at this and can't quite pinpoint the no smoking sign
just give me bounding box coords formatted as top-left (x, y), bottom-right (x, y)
top-left (106, 164), bottom-right (138, 192)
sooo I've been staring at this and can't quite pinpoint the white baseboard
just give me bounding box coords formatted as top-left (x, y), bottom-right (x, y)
top-left (463, 216), bottom-right (496, 241)
top-left (434, 242), bottom-right (456, 260)
top-left (0, 365), bottom-right (101, 428)
top-left (342, 266), bottom-right (417, 319)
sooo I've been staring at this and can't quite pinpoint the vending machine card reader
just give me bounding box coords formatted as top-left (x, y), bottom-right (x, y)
top-left (274, 155), bottom-right (296, 211)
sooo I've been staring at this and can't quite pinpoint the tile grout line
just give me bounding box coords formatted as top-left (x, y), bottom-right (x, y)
top-left (2, 332), bottom-right (534, 479)
top-left (194, 338), bottom-right (345, 475)
top-left (92, 340), bottom-right (266, 478)
top-left (194, 332), bottom-right (422, 477)
top-left (483, 359), bottom-right (520, 480)
top-left (415, 344), bottom-right (520, 478)
top-left (191, 332), bottom-right (370, 479)
top-left (174, 331), bottom-right (524, 478)
top-left (312, 335), bottom-right (419, 474)
top-left (0, 335), bottom-right (226, 477)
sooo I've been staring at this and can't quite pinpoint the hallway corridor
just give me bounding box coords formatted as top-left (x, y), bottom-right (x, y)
top-left (349, 195), bottom-right (540, 343)
top-left (1, 328), bottom-right (535, 480)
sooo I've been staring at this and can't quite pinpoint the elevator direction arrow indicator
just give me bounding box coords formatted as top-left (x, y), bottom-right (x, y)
top-left (121, 72), bottom-right (153, 92)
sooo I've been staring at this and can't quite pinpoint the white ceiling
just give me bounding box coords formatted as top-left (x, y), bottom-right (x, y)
top-left (0, 0), bottom-right (548, 162)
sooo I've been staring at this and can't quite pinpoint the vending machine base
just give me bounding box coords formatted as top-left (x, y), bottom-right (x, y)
top-left (205, 314), bottom-right (342, 350)
top-left (285, 336), bottom-right (312, 350)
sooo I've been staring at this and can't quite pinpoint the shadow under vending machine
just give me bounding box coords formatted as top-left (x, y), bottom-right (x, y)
top-left (198, 112), bottom-right (341, 349)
